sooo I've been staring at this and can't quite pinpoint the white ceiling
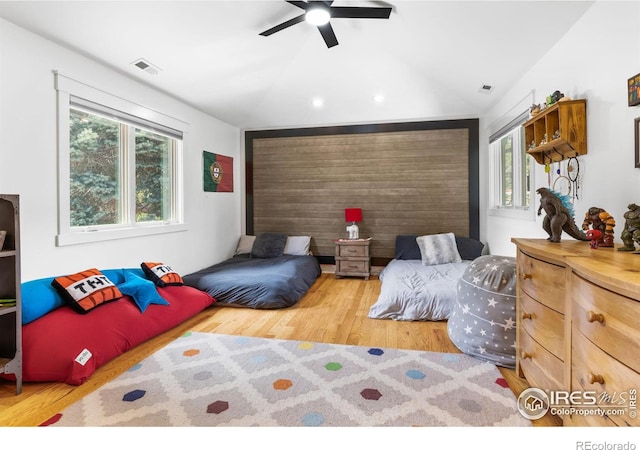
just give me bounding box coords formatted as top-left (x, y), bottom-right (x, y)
top-left (0, 0), bottom-right (594, 130)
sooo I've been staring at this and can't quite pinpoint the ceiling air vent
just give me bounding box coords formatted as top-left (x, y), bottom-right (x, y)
top-left (131, 58), bottom-right (161, 75)
top-left (479, 84), bottom-right (494, 94)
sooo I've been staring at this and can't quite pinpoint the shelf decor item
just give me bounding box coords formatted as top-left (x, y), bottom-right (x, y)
top-left (536, 187), bottom-right (589, 243)
top-left (581, 207), bottom-right (616, 248)
top-left (628, 72), bottom-right (640, 107)
top-left (344, 208), bottom-right (362, 239)
top-left (618, 203), bottom-right (640, 252)
top-left (0, 230), bottom-right (5, 250)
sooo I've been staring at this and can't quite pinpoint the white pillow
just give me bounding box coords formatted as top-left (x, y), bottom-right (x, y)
top-left (416, 233), bottom-right (462, 266)
top-left (284, 236), bottom-right (311, 256)
top-left (234, 235), bottom-right (256, 255)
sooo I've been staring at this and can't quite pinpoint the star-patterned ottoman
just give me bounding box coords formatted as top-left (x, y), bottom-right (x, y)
top-left (446, 255), bottom-right (517, 368)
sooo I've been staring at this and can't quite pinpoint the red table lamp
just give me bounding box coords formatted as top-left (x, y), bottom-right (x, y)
top-left (344, 208), bottom-right (362, 239)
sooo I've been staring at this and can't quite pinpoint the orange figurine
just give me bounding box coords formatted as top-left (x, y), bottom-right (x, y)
top-left (582, 207), bottom-right (615, 247)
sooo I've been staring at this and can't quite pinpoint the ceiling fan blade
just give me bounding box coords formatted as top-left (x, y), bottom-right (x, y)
top-left (318, 22), bottom-right (339, 48)
top-left (286, 1), bottom-right (309, 9)
top-left (329, 6), bottom-right (392, 19)
top-left (259, 14), bottom-right (306, 36)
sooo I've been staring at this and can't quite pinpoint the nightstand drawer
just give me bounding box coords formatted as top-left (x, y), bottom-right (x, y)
top-left (336, 260), bottom-right (368, 273)
top-left (518, 250), bottom-right (566, 313)
top-left (338, 245), bottom-right (367, 257)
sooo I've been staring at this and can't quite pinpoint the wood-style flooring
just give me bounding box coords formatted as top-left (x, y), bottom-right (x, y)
top-left (0, 272), bottom-right (561, 427)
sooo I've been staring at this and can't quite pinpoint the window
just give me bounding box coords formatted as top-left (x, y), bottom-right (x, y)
top-left (55, 72), bottom-right (187, 246)
top-left (489, 110), bottom-right (533, 218)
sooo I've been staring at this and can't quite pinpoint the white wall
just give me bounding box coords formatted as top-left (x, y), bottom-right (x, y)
top-left (482, 1), bottom-right (640, 256)
top-left (0, 18), bottom-right (242, 281)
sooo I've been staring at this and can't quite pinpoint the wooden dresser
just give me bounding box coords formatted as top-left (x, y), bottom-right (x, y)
top-left (512, 238), bottom-right (640, 426)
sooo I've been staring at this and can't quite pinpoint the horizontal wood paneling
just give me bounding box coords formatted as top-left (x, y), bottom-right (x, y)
top-left (246, 120), bottom-right (478, 262)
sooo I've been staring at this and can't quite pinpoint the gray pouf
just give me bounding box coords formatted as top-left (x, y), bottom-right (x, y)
top-left (447, 255), bottom-right (517, 368)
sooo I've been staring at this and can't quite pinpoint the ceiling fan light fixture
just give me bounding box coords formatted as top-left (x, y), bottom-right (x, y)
top-left (259, 1), bottom-right (392, 48)
top-left (305, 7), bottom-right (330, 26)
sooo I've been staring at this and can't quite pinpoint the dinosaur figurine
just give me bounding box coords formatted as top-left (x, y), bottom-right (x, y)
top-left (536, 187), bottom-right (589, 243)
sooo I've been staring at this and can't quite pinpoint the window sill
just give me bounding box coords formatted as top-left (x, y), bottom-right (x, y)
top-left (488, 207), bottom-right (535, 221)
top-left (56, 223), bottom-right (188, 247)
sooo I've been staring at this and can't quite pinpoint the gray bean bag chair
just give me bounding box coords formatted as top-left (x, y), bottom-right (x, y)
top-left (447, 255), bottom-right (517, 368)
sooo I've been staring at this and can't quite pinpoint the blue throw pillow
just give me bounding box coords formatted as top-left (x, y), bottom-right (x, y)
top-left (117, 270), bottom-right (170, 313)
top-left (21, 276), bottom-right (64, 325)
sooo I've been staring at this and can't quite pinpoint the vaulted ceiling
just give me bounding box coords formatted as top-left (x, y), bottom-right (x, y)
top-left (0, 1), bottom-right (594, 129)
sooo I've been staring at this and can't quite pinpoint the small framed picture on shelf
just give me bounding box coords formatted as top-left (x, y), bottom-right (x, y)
top-left (628, 72), bottom-right (640, 107)
top-left (635, 117), bottom-right (640, 168)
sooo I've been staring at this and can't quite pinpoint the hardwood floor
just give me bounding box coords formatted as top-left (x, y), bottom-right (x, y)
top-left (0, 272), bottom-right (561, 427)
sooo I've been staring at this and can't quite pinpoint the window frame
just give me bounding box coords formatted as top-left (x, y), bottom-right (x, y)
top-left (488, 110), bottom-right (535, 220)
top-left (55, 72), bottom-right (187, 246)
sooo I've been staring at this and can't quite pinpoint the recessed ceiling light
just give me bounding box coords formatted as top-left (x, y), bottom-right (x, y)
top-left (372, 94), bottom-right (385, 103)
top-left (312, 97), bottom-right (324, 108)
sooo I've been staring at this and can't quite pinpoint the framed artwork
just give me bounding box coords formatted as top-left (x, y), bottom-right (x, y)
top-left (203, 151), bottom-right (233, 192)
top-left (636, 117), bottom-right (640, 168)
top-left (628, 73), bottom-right (640, 106)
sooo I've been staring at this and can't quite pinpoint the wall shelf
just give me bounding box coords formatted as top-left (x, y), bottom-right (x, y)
top-left (523, 99), bottom-right (587, 164)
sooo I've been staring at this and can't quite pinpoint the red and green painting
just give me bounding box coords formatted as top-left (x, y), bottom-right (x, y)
top-left (203, 151), bottom-right (233, 192)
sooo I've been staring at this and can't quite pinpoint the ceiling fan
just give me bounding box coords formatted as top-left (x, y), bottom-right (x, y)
top-left (259, 1), bottom-right (393, 49)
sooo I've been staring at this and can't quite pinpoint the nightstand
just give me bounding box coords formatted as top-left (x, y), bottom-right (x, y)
top-left (334, 238), bottom-right (371, 280)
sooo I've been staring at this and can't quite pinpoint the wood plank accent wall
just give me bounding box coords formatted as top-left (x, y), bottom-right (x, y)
top-left (245, 120), bottom-right (479, 265)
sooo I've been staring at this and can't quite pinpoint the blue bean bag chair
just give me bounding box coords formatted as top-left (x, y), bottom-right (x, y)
top-left (447, 255), bottom-right (517, 368)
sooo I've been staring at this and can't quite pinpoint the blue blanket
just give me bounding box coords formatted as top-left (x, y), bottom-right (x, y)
top-left (183, 255), bottom-right (321, 309)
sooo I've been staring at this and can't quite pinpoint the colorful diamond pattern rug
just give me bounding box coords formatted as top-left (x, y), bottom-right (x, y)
top-left (43, 332), bottom-right (531, 427)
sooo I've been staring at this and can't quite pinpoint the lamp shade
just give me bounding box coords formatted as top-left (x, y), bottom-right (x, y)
top-left (344, 208), bottom-right (362, 223)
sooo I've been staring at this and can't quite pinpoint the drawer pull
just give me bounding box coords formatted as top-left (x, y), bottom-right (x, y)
top-left (522, 273), bottom-right (532, 280)
top-left (586, 311), bottom-right (604, 323)
top-left (521, 312), bottom-right (532, 320)
top-left (520, 351), bottom-right (532, 360)
top-left (587, 373), bottom-right (605, 385)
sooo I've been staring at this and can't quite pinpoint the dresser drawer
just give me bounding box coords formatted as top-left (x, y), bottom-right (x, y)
top-left (572, 273), bottom-right (640, 374)
top-left (336, 260), bottom-right (368, 274)
top-left (518, 328), bottom-right (564, 392)
top-left (518, 251), bottom-right (566, 313)
top-left (337, 245), bottom-right (367, 257)
top-left (519, 290), bottom-right (564, 360)
top-left (571, 328), bottom-right (639, 427)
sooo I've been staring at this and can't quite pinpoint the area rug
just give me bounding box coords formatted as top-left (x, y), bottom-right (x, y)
top-left (43, 332), bottom-right (531, 427)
